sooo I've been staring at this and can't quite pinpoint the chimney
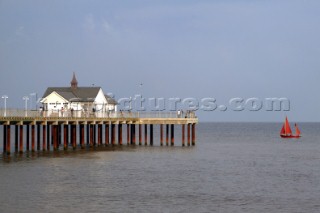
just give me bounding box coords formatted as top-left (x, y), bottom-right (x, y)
top-left (70, 72), bottom-right (78, 90)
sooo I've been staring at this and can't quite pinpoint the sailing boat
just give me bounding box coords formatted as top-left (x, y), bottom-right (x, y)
top-left (280, 117), bottom-right (301, 138)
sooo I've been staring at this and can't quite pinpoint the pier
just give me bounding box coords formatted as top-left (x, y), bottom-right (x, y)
top-left (0, 109), bottom-right (198, 155)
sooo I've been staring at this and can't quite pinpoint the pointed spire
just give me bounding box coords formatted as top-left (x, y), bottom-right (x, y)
top-left (71, 72), bottom-right (78, 90)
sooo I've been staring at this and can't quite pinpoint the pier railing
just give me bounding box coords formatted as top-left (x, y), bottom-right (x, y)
top-left (0, 109), bottom-right (196, 119)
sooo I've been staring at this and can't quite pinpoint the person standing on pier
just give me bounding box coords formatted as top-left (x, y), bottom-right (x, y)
top-left (61, 107), bottom-right (64, 117)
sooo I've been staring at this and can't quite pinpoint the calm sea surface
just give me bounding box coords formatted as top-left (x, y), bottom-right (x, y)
top-left (1, 122), bottom-right (320, 213)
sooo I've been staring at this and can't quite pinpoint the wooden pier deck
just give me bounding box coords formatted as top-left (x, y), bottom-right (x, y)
top-left (0, 110), bottom-right (198, 155)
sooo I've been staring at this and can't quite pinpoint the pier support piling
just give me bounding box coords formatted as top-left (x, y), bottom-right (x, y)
top-left (37, 124), bottom-right (41, 151)
top-left (19, 125), bottom-right (24, 153)
top-left (118, 124), bottom-right (122, 145)
top-left (86, 125), bottom-right (90, 146)
top-left (90, 124), bottom-right (94, 147)
top-left (72, 125), bottom-right (76, 150)
top-left (98, 124), bottom-right (102, 146)
top-left (139, 124), bottom-right (142, 146)
top-left (93, 125), bottom-right (96, 146)
top-left (46, 125), bottom-right (50, 151)
top-left (3, 125), bottom-right (7, 154)
top-left (58, 125), bottom-right (62, 147)
top-left (52, 125), bottom-right (58, 151)
top-left (171, 124), bottom-right (174, 146)
top-left (63, 125), bottom-right (68, 150)
top-left (6, 125), bottom-right (11, 155)
top-left (15, 125), bottom-right (18, 152)
top-left (31, 125), bottom-right (35, 152)
top-left (182, 124), bottom-right (185, 146)
top-left (192, 124), bottom-right (196, 146)
top-left (144, 124), bottom-right (147, 146)
top-left (127, 124), bottom-right (130, 145)
top-left (111, 123), bottom-right (115, 145)
top-left (80, 124), bottom-right (85, 149)
top-left (105, 124), bottom-right (109, 145)
top-left (42, 125), bottom-right (46, 151)
top-left (150, 124), bottom-right (153, 146)
top-left (26, 125), bottom-right (30, 151)
top-left (187, 124), bottom-right (191, 146)
top-left (131, 124), bottom-right (136, 145)
top-left (166, 124), bottom-right (169, 146)
top-left (160, 124), bottom-right (163, 146)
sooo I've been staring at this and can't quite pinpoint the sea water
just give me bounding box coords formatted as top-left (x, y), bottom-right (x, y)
top-left (0, 123), bottom-right (320, 213)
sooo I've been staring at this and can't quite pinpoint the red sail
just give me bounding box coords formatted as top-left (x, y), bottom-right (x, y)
top-left (280, 125), bottom-right (285, 135)
top-left (295, 123), bottom-right (301, 136)
top-left (284, 117), bottom-right (292, 135)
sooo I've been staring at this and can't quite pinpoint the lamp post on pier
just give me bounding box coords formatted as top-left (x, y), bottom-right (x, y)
top-left (139, 82), bottom-right (144, 111)
top-left (139, 83), bottom-right (143, 97)
top-left (129, 96), bottom-right (132, 110)
top-left (30, 92), bottom-right (37, 110)
top-left (23, 96), bottom-right (29, 117)
top-left (1, 95), bottom-right (8, 117)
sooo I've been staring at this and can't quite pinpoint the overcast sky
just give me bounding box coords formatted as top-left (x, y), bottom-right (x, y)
top-left (0, 0), bottom-right (319, 122)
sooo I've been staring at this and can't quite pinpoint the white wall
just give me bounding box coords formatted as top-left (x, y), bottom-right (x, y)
top-left (94, 89), bottom-right (107, 111)
top-left (41, 91), bottom-right (68, 111)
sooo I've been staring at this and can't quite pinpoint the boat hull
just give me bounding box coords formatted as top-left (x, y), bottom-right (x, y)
top-left (280, 135), bottom-right (301, 138)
